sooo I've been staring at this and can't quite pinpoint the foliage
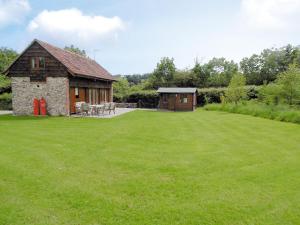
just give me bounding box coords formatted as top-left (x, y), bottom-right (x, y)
top-left (114, 89), bottom-right (159, 108)
top-left (259, 83), bottom-right (281, 105)
top-left (205, 57), bottom-right (239, 87)
top-left (191, 60), bottom-right (209, 87)
top-left (240, 45), bottom-right (300, 85)
top-left (0, 47), bottom-right (18, 94)
top-left (124, 74), bottom-right (151, 85)
top-left (113, 77), bottom-right (130, 101)
top-left (64, 45), bottom-right (86, 57)
top-left (276, 64), bottom-right (300, 105)
top-left (173, 69), bottom-right (198, 87)
top-left (225, 73), bottom-right (247, 104)
top-left (197, 85), bottom-right (260, 106)
top-left (0, 74), bottom-right (11, 92)
top-left (204, 100), bottom-right (300, 124)
top-left (148, 57), bottom-right (176, 89)
top-left (258, 64), bottom-right (300, 106)
top-left (0, 47), bottom-right (18, 73)
top-left (0, 92), bottom-right (12, 110)
top-left (126, 90), bottom-right (159, 108)
top-left (1, 111), bottom-right (300, 224)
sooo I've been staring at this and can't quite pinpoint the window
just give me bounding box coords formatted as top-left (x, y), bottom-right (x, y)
top-left (180, 94), bottom-right (188, 103)
top-left (31, 57), bottom-right (45, 70)
top-left (39, 57), bottom-right (45, 68)
top-left (75, 88), bottom-right (79, 98)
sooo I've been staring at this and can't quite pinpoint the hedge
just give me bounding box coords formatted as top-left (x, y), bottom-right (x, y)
top-left (0, 93), bottom-right (12, 110)
top-left (113, 86), bottom-right (261, 108)
top-left (114, 90), bottom-right (159, 108)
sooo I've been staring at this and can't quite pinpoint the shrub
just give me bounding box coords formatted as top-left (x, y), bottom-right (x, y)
top-left (276, 64), bottom-right (300, 105)
top-left (0, 75), bottom-right (11, 94)
top-left (0, 92), bottom-right (12, 110)
top-left (114, 90), bottom-right (159, 108)
top-left (127, 91), bottom-right (159, 108)
top-left (259, 83), bottom-right (281, 105)
top-left (204, 100), bottom-right (300, 124)
top-left (197, 86), bottom-right (260, 106)
top-left (225, 73), bottom-right (247, 104)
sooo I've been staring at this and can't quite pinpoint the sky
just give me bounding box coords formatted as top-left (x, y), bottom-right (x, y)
top-left (0, 0), bottom-right (300, 75)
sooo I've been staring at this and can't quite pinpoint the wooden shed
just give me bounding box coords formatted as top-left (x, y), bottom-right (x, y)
top-left (157, 87), bottom-right (197, 111)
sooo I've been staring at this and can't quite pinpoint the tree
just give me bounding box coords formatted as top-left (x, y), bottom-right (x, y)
top-left (240, 54), bottom-right (263, 85)
top-left (259, 82), bottom-right (281, 105)
top-left (149, 57), bottom-right (176, 89)
top-left (192, 60), bottom-right (209, 87)
top-left (225, 73), bottom-right (247, 104)
top-left (113, 77), bottom-right (130, 97)
top-left (0, 47), bottom-right (18, 73)
top-left (173, 69), bottom-right (197, 87)
top-left (240, 45), bottom-right (300, 85)
top-left (0, 47), bottom-right (18, 92)
top-left (205, 58), bottom-right (238, 87)
top-left (64, 45), bottom-right (86, 57)
top-left (276, 64), bottom-right (300, 105)
top-left (125, 74), bottom-right (151, 85)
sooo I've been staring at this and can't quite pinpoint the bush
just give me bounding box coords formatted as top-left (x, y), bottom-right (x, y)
top-left (114, 90), bottom-right (159, 108)
top-left (204, 100), bottom-right (300, 124)
top-left (225, 73), bottom-right (247, 104)
top-left (0, 75), bottom-right (11, 94)
top-left (0, 93), bottom-right (12, 110)
top-left (127, 91), bottom-right (159, 108)
top-left (197, 86), bottom-right (260, 106)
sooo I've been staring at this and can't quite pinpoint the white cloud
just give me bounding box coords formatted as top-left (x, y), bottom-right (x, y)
top-left (0, 0), bottom-right (30, 27)
top-left (27, 8), bottom-right (125, 46)
top-left (240, 0), bottom-right (300, 30)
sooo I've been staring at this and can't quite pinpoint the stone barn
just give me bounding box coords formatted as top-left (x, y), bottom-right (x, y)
top-left (4, 39), bottom-right (116, 116)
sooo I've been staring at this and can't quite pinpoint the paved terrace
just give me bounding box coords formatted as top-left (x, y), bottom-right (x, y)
top-left (72, 107), bottom-right (138, 118)
top-left (0, 111), bottom-right (12, 115)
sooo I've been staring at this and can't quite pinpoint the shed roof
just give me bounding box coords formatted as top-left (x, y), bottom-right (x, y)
top-left (157, 87), bottom-right (197, 93)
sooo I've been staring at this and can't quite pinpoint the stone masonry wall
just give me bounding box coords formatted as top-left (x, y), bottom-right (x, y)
top-left (11, 77), bottom-right (69, 116)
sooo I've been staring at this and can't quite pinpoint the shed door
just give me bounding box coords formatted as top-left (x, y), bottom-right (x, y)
top-left (168, 94), bottom-right (176, 110)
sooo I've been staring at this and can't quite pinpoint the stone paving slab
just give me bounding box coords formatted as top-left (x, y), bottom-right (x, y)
top-left (0, 111), bottom-right (12, 115)
top-left (72, 108), bottom-right (137, 118)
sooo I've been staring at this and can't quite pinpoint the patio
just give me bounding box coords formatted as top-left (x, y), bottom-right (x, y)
top-left (71, 107), bottom-right (137, 118)
top-left (0, 110), bottom-right (12, 115)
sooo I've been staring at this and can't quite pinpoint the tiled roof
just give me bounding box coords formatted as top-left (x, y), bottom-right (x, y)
top-left (157, 87), bottom-right (197, 93)
top-left (36, 39), bottom-right (115, 81)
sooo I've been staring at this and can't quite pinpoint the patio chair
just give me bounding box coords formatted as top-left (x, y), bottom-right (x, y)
top-left (75, 101), bottom-right (85, 114)
top-left (109, 102), bottom-right (116, 114)
top-left (101, 103), bottom-right (110, 115)
top-left (96, 104), bottom-right (105, 116)
top-left (81, 103), bottom-right (90, 116)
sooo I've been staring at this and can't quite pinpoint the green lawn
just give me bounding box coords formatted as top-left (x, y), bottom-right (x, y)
top-left (0, 110), bottom-right (300, 225)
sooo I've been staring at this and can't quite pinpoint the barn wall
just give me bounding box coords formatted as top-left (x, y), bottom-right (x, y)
top-left (11, 77), bottom-right (69, 116)
top-left (8, 42), bottom-right (69, 77)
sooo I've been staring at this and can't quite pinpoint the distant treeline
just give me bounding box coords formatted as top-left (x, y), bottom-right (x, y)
top-left (115, 44), bottom-right (300, 90)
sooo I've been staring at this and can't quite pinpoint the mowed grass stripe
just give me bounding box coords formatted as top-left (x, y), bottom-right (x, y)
top-left (0, 110), bottom-right (299, 225)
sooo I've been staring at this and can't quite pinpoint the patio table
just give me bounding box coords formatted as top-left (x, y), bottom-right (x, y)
top-left (90, 104), bottom-right (104, 115)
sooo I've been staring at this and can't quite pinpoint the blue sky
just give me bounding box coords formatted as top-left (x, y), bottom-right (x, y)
top-left (0, 0), bottom-right (300, 74)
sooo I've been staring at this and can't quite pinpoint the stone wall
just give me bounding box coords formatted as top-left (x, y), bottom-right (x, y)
top-left (11, 77), bottom-right (69, 116)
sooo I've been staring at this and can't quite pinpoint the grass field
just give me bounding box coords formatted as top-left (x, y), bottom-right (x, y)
top-left (0, 110), bottom-right (300, 225)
